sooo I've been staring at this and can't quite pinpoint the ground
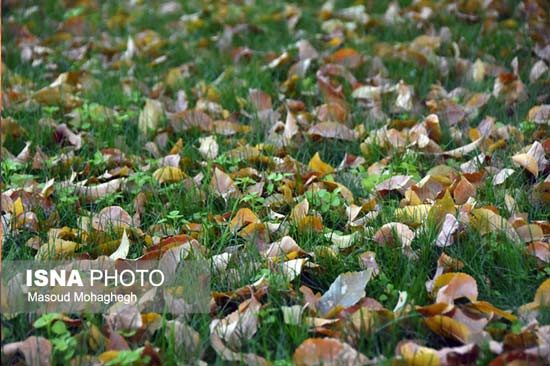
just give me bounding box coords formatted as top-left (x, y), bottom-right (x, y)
top-left (1, 0), bottom-right (549, 365)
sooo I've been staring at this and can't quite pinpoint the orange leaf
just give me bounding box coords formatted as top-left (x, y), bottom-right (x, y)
top-left (230, 208), bottom-right (260, 232)
top-left (453, 177), bottom-right (476, 205)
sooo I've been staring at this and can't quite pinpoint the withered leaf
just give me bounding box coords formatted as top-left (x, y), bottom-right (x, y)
top-left (293, 338), bottom-right (372, 366)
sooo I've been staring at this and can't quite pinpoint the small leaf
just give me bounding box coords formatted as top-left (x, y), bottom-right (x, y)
top-left (109, 229), bottom-right (130, 260)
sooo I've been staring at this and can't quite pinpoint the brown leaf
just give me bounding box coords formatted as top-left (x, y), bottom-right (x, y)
top-left (106, 303), bottom-right (143, 332)
top-left (374, 222), bottom-right (415, 250)
top-left (526, 241), bottom-right (550, 263)
top-left (35, 237), bottom-right (79, 260)
top-left (210, 296), bottom-right (261, 349)
top-left (1, 336), bottom-right (52, 366)
top-left (527, 105), bottom-right (550, 124)
top-left (54, 123), bottom-right (82, 149)
top-left (291, 199), bottom-right (309, 222)
top-left (211, 167), bottom-right (239, 200)
top-left (293, 338), bottom-right (372, 366)
top-left (376, 175), bottom-right (416, 196)
top-left (453, 177), bottom-right (476, 205)
top-left (328, 48), bottom-right (363, 68)
top-left (249, 89), bottom-right (272, 111)
top-left (515, 224), bottom-right (544, 243)
top-left (165, 320), bottom-right (202, 360)
top-left (308, 121), bottom-right (357, 141)
top-left (92, 206), bottom-right (132, 231)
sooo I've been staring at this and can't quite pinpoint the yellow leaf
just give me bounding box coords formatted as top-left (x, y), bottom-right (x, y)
top-left (425, 315), bottom-right (471, 343)
top-left (98, 351), bottom-right (119, 363)
top-left (470, 301), bottom-right (517, 321)
top-left (297, 216), bottom-right (323, 232)
top-left (308, 152), bottom-right (334, 175)
top-left (395, 204), bottom-right (431, 226)
top-left (13, 197), bottom-right (24, 217)
top-left (512, 153), bottom-right (538, 176)
top-left (429, 190), bottom-right (456, 224)
top-left (399, 341), bottom-right (441, 366)
top-left (153, 166), bottom-right (185, 184)
top-left (35, 238), bottom-right (79, 260)
top-left (534, 278), bottom-right (550, 307)
top-left (470, 208), bottom-right (520, 242)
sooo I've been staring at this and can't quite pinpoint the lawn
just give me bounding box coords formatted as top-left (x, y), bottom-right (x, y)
top-left (1, 0), bottom-right (549, 365)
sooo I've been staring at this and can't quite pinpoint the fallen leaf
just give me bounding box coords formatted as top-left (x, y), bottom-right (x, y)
top-left (1, 336), bottom-right (52, 366)
top-left (230, 208), bottom-right (260, 232)
top-left (198, 135), bottom-right (219, 160)
top-left (374, 222), bottom-right (415, 249)
top-left (425, 315), bottom-right (471, 343)
top-left (35, 238), bottom-right (79, 260)
top-left (435, 214), bottom-right (460, 247)
top-left (92, 206), bottom-right (132, 231)
top-left (397, 341), bottom-right (441, 366)
top-left (439, 137), bottom-right (483, 158)
top-left (433, 272), bottom-right (478, 304)
top-left (153, 166), bottom-right (185, 184)
top-left (138, 98), bottom-right (163, 135)
top-left (210, 296), bottom-right (261, 349)
top-left (395, 204), bottom-right (431, 227)
top-left (109, 229), bottom-right (130, 259)
top-left (318, 270), bottom-right (373, 316)
top-left (453, 177), bottom-right (476, 205)
top-left (165, 320), bottom-right (201, 361)
top-left (512, 153), bottom-right (538, 176)
top-left (211, 167), bottom-right (239, 200)
top-left (470, 208), bottom-right (520, 242)
top-left (291, 199), bottom-right (309, 222)
top-left (308, 152), bottom-right (335, 175)
top-left (492, 168), bottom-right (515, 185)
top-left (376, 175), bottom-right (416, 195)
top-left (527, 105), bottom-right (550, 124)
top-left (54, 123), bottom-right (82, 149)
top-left (308, 122), bottom-right (357, 141)
top-left (293, 338), bottom-right (372, 366)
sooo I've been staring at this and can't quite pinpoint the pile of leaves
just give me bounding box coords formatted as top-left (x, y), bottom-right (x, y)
top-left (1, 0), bottom-right (549, 365)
